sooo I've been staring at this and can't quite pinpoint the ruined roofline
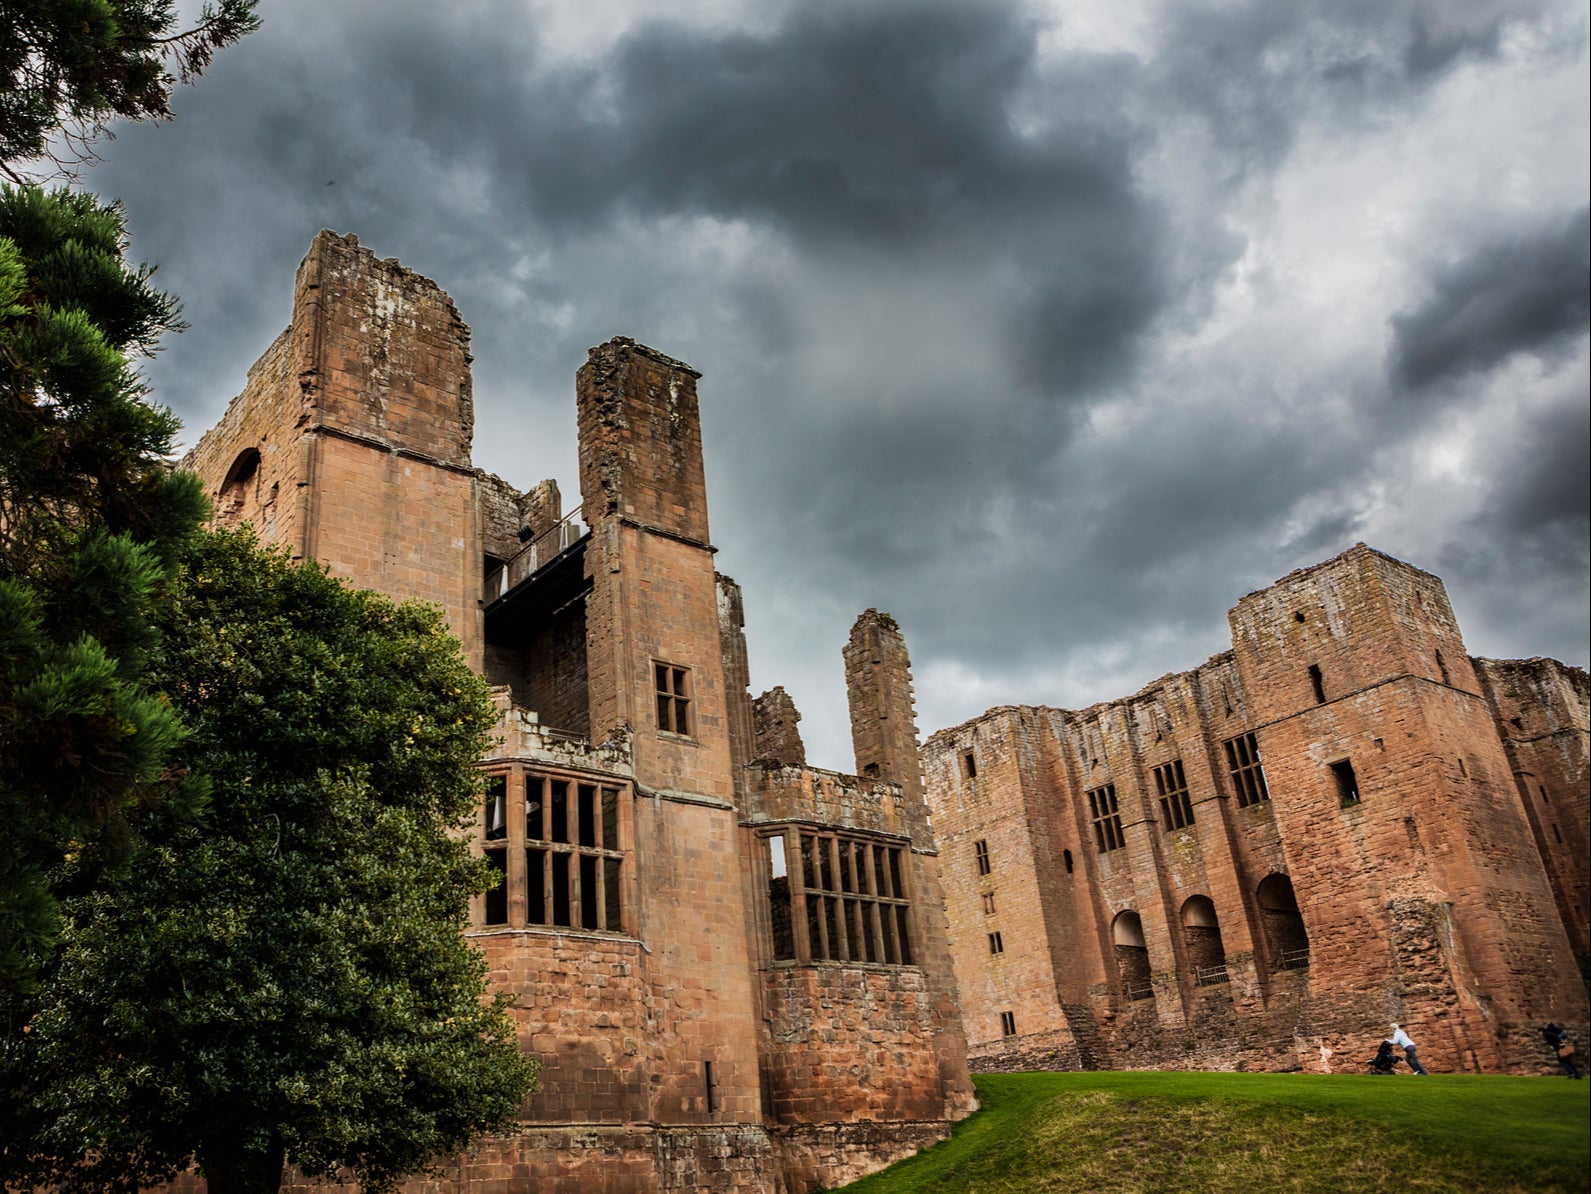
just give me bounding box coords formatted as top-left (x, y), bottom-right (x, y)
top-left (1472, 656), bottom-right (1590, 686)
top-left (308, 229), bottom-right (469, 328)
top-left (1236, 541), bottom-right (1439, 602)
top-left (593, 335), bottom-right (701, 379)
top-left (746, 759), bottom-right (905, 798)
top-left (922, 649), bottom-right (1242, 750)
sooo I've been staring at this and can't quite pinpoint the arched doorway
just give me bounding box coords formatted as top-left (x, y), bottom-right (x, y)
top-left (1113, 910), bottom-right (1153, 1000)
top-left (1181, 895), bottom-right (1229, 985)
top-left (1257, 873), bottom-right (1310, 969)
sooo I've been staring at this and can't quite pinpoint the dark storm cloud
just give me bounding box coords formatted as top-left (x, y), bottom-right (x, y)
top-left (1149, 0), bottom-right (1556, 170)
top-left (71, 0), bottom-right (1587, 759)
top-left (1389, 207), bottom-right (1591, 391)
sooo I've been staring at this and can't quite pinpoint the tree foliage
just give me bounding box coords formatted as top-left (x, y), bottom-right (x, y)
top-left (0, 182), bottom-right (206, 989)
top-left (8, 529), bottom-right (539, 1193)
top-left (1, 0), bottom-right (260, 179)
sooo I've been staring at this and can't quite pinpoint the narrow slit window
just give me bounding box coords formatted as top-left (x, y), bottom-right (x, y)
top-left (988, 931), bottom-right (1004, 955)
top-left (974, 838), bottom-right (991, 876)
top-left (1330, 759), bottom-right (1360, 806)
top-left (1000, 1011), bottom-right (1017, 1037)
top-left (963, 751), bottom-right (977, 779)
top-left (1308, 664), bottom-right (1326, 704)
top-left (982, 891), bottom-right (997, 915)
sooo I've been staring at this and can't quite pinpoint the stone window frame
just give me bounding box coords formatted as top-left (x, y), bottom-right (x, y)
top-left (760, 825), bottom-right (915, 967)
top-left (475, 765), bottom-right (633, 936)
top-left (988, 930), bottom-right (1004, 955)
top-left (653, 660), bottom-right (693, 737)
top-left (982, 891), bottom-right (997, 915)
top-left (973, 838), bottom-right (991, 875)
top-left (1223, 732), bottom-right (1271, 808)
top-left (1000, 1010), bottom-right (1017, 1037)
top-left (1153, 759), bottom-right (1194, 830)
top-left (1088, 783), bottom-right (1125, 853)
top-left (1329, 757), bottom-right (1360, 806)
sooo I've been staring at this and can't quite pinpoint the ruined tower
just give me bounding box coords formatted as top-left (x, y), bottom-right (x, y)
top-left (184, 242), bottom-right (974, 1190)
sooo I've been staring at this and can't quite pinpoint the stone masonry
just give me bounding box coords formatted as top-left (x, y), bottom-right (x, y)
top-left (923, 544), bottom-right (1588, 1077)
top-left (181, 232), bottom-right (974, 1193)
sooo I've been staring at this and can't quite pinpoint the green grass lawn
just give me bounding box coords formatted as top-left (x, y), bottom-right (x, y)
top-left (835, 1071), bottom-right (1590, 1193)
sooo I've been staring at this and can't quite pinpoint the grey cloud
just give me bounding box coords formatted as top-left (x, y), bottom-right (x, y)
top-left (1389, 207), bottom-right (1590, 391)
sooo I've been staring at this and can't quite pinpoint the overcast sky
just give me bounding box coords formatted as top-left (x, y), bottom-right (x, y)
top-left (74, 0), bottom-right (1589, 769)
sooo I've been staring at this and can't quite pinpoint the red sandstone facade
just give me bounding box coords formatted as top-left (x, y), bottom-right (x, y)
top-left (182, 232), bottom-right (973, 1193)
top-left (923, 545), bottom-right (1589, 1076)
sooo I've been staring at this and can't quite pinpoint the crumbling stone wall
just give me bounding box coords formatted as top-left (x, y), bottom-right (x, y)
top-left (926, 544), bottom-right (1589, 1076)
top-left (753, 687), bottom-right (807, 768)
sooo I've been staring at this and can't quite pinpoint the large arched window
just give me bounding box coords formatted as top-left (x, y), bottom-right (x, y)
top-left (1257, 873), bottom-right (1310, 969)
top-left (1181, 895), bottom-right (1229, 985)
top-left (1112, 910), bottom-right (1153, 1000)
top-left (217, 447), bottom-right (260, 528)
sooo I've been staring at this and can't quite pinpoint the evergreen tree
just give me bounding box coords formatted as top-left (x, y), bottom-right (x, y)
top-left (1, 0), bottom-right (259, 179)
top-left (0, 182), bottom-right (206, 989)
top-left (10, 529), bottom-right (538, 1194)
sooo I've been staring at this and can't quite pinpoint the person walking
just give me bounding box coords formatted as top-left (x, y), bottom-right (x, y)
top-left (1542, 1023), bottom-right (1581, 1079)
top-left (1390, 1023), bottom-right (1429, 1075)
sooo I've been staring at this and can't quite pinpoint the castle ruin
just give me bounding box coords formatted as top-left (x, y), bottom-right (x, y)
top-left (182, 231), bottom-right (975, 1192)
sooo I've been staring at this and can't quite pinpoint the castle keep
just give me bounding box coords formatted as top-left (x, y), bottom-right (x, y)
top-left (183, 232), bottom-right (974, 1193)
top-left (923, 545), bottom-right (1588, 1075)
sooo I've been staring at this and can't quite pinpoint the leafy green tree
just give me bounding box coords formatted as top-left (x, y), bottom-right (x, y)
top-left (0, 182), bottom-right (207, 988)
top-left (1, 0), bottom-right (259, 179)
top-left (12, 529), bottom-right (538, 1194)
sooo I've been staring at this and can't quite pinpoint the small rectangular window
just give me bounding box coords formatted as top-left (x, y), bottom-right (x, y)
top-left (1154, 759), bottom-right (1194, 830)
top-left (973, 838), bottom-right (991, 876)
top-left (982, 891), bottom-right (997, 915)
top-left (1224, 732), bottom-right (1271, 807)
top-left (1000, 1010), bottom-right (1017, 1037)
top-left (988, 931), bottom-right (1004, 955)
top-left (1088, 784), bottom-right (1125, 853)
top-left (1330, 759), bottom-right (1360, 806)
top-left (654, 661), bottom-right (692, 736)
top-left (483, 849), bottom-right (508, 926)
top-left (963, 751), bottom-right (977, 779)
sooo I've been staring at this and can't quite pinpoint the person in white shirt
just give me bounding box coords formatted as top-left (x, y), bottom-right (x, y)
top-left (1390, 1023), bottom-right (1429, 1075)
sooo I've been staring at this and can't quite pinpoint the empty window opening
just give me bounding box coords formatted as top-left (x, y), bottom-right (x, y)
top-left (1223, 732), bottom-right (1271, 807)
top-left (484, 774), bottom-right (507, 841)
top-left (1553, 824), bottom-right (1563, 844)
top-left (704, 1061), bottom-right (716, 1114)
top-left (1112, 911), bottom-right (1152, 1000)
top-left (982, 891), bottom-right (997, 915)
top-left (1540, 785), bottom-right (1550, 805)
top-left (520, 774), bottom-right (625, 932)
top-left (1330, 759), bottom-right (1360, 806)
top-left (974, 838), bottom-right (991, 876)
top-left (963, 751), bottom-right (977, 779)
top-left (217, 447), bottom-right (261, 528)
top-left (1182, 895), bottom-right (1228, 985)
top-left (767, 834), bottom-right (795, 960)
top-left (1258, 873), bottom-right (1310, 970)
top-left (788, 830), bottom-right (914, 966)
top-left (1404, 817), bottom-right (1422, 852)
top-left (483, 849), bottom-right (508, 926)
top-left (1154, 759), bottom-right (1194, 830)
top-left (1000, 1011), bottom-right (1017, 1037)
top-left (1435, 650), bottom-right (1450, 685)
top-left (1089, 784), bottom-right (1125, 853)
top-left (1456, 757), bottom-right (1466, 777)
top-left (1063, 849), bottom-right (1074, 874)
top-left (1294, 611), bottom-right (1306, 623)
top-left (988, 931), bottom-right (1004, 955)
top-left (654, 661), bottom-right (692, 736)
top-left (1308, 664), bottom-right (1326, 704)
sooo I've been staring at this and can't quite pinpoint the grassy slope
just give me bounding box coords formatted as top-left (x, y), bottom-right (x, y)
top-left (837, 1072), bottom-right (1590, 1194)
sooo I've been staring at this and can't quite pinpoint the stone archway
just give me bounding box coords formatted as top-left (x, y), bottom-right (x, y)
top-left (1181, 895), bottom-right (1229, 984)
top-left (1113, 910), bottom-right (1152, 1000)
top-left (1257, 873), bottom-right (1310, 969)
